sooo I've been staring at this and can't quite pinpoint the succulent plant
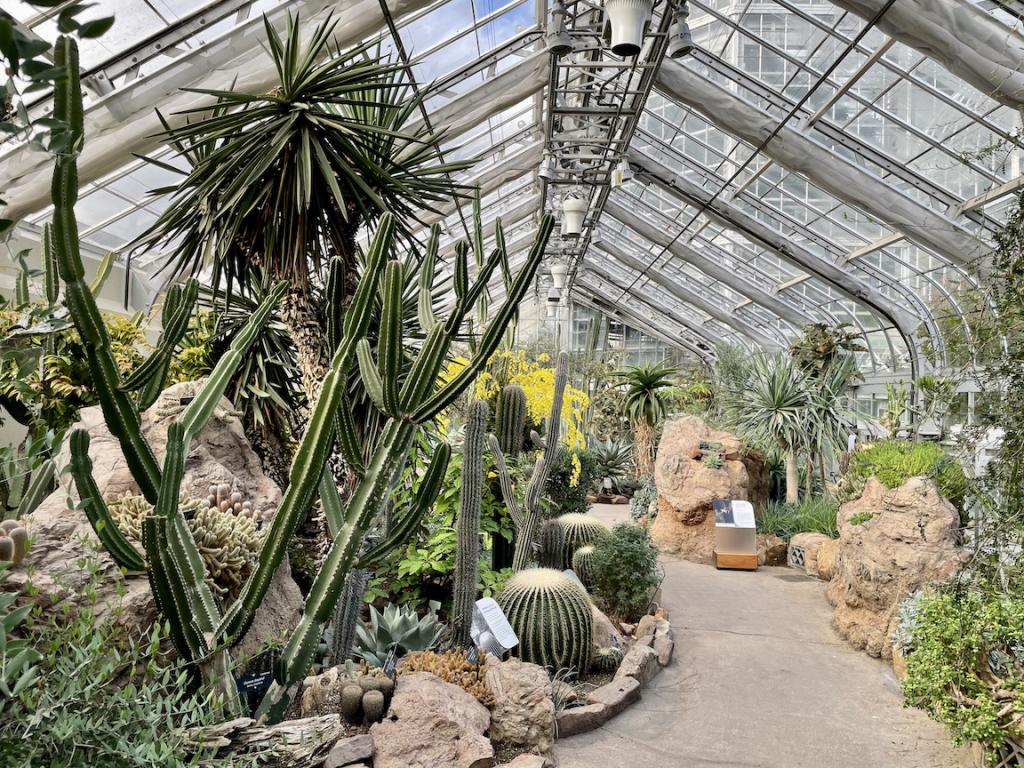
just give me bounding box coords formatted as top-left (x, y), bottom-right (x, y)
top-left (453, 399), bottom-right (488, 648)
top-left (557, 513), bottom-right (611, 569)
top-left (399, 649), bottom-right (494, 706)
top-left (538, 519), bottom-right (565, 569)
top-left (328, 568), bottom-right (370, 665)
top-left (490, 352), bottom-right (570, 572)
top-left (340, 683), bottom-right (363, 722)
top-left (0, 521), bottom-right (28, 566)
top-left (205, 483), bottom-right (260, 521)
top-left (355, 601), bottom-right (443, 668)
top-left (362, 689), bottom-right (385, 723)
top-left (591, 646), bottom-right (623, 673)
top-left (497, 568), bottom-right (593, 674)
top-left (496, 383), bottom-right (528, 456)
top-left (571, 545), bottom-right (597, 590)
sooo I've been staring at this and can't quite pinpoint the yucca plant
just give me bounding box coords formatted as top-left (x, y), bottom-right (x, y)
top-left (134, 13), bottom-right (471, 405)
top-left (592, 438), bottom-right (633, 490)
top-left (615, 361), bottom-right (678, 476)
top-left (729, 354), bottom-right (810, 504)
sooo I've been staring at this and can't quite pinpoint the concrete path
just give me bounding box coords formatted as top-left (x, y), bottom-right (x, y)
top-left (557, 505), bottom-right (966, 768)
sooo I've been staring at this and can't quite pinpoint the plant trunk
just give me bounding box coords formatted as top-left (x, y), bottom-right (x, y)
top-left (633, 421), bottom-right (656, 477)
top-left (785, 447), bottom-right (800, 505)
top-left (804, 455), bottom-right (813, 498)
top-left (279, 284), bottom-right (331, 406)
top-left (818, 452), bottom-right (828, 495)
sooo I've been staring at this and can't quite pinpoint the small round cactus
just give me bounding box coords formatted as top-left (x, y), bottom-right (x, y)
top-left (571, 545), bottom-right (597, 590)
top-left (0, 521), bottom-right (28, 566)
top-left (557, 513), bottom-right (611, 569)
top-left (206, 483), bottom-right (257, 520)
top-left (591, 646), bottom-right (623, 674)
top-left (340, 684), bottom-right (363, 722)
top-left (497, 567), bottom-right (593, 674)
top-left (0, 536), bottom-right (14, 563)
top-left (362, 689), bottom-right (385, 723)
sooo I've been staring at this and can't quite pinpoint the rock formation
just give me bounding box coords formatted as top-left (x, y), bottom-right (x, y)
top-left (14, 380), bottom-right (301, 658)
top-left (484, 656), bottom-right (555, 764)
top-left (826, 476), bottom-right (964, 659)
top-left (651, 416), bottom-right (768, 563)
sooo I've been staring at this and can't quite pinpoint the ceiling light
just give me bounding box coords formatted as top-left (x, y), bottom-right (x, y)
top-left (668, 2), bottom-right (694, 59)
top-left (547, 0), bottom-right (573, 56)
top-left (539, 150), bottom-right (557, 181)
top-left (562, 191), bottom-right (588, 238)
top-left (603, 0), bottom-right (654, 57)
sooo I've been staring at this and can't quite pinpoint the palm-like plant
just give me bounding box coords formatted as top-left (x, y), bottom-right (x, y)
top-left (135, 14), bottom-right (470, 402)
top-left (729, 354), bottom-right (810, 504)
top-left (616, 361), bottom-right (678, 476)
top-left (803, 354), bottom-right (857, 494)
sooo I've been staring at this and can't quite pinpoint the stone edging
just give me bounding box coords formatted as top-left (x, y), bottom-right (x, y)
top-left (555, 614), bottom-right (675, 738)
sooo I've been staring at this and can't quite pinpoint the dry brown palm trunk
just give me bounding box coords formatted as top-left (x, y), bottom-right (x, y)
top-left (633, 421), bottom-right (656, 477)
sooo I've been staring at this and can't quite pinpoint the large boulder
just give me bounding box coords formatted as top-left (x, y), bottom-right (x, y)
top-left (826, 476), bottom-right (964, 659)
top-left (12, 380), bottom-right (301, 658)
top-left (788, 532), bottom-right (831, 578)
top-left (651, 416), bottom-right (768, 563)
top-left (371, 672), bottom-right (493, 768)
top-left (484, 656), bottom-right (554, 764)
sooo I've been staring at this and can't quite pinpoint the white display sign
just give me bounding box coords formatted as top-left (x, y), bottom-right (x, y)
top-left (713, 499), bottom-right (756, 529)
top-left (471, 597), bottom-right (519, 658)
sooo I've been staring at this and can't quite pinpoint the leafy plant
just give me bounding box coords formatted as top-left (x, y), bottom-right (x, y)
top-left (703, 454), bottom-right (723, 470)
top-left (354, 602), bottom-right (443, 668)
top-left (755, 498), bottom-right (839, 539)
top-left (590, 523), bottom-right (661, 621)
top-left (615, 361), bottom-right (678, 476)
top-left (901, 586), bottom-right (1024, 757)
top-left (546, 446), bottom-right (599, 517)
top-left (591, 438), bottom-right (633, 490)
top-left (915, 375), bottom-right (957, 440)
top-left (0, 563), bottom-right (39, 712)
top-left (848, 511), bottom-right (874, 526)
top-left (839, 440), bottom-right (969, 514)
top-left (789, 323), bottom-right (866, 377)
top-left (883, 381), bottom-right (908, 439)
top-left (629, 482), bottom-right (658, 521)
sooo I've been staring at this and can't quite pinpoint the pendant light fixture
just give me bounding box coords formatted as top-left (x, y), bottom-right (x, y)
top-left (668, 1), bottom-right (694, 58)
top-left (561, 190), bottom-right (588, 238)
top-left (547, 0), bottom-right (573, 56)
top-left (603, 0), bottom-right (653, 57)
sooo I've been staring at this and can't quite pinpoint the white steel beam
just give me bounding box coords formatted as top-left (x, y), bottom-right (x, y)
top-left (829, 0), bottom-right (1024, 110)
top-left (655, 59), bottom-right (991, 272)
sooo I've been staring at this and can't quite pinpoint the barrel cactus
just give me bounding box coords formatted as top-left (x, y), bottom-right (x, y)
top-left (557, 513), bottom-right (611, 569)
top-left (538, 519), bottom-right (564, 569)
top-left (497, 567), bottom-right (593, 674)
top-left (591, 646), bottom-right (623, 673)
top-left (571, 545), bottom-right (597, 590)
top-left (496, 383), bottom-right (528, 455)
top-left (0, 520), bottom-right (26, 566)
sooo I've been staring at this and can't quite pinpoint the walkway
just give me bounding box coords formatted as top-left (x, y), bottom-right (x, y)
top-left (557, 505), bottom-right (968, 768)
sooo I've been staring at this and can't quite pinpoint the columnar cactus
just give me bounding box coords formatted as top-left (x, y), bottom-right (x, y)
top-left (496, 384), bottom-right (527, 456)
top-left (489, 352), bottom-right (570, 572)
top-left (453, 399), bottom-right (488, 648)
top-left (497, 567), bottom-right (593, 674)
top-left (329, 568), bottom-right (370, 664)
top-left (47, 32), bottom-right (554, 724)
top-left (558, 513), bottom-right (611, 569)
top-left (538, 519), bottom-right (565, 569)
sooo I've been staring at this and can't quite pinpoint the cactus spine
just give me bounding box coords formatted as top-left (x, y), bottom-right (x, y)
top-left (538, 519), bottom-right (564, 569)
top-left (489, 351), bottom-right (570, 572)
top-left (453, 399), bottom-right (488, 648)
top-left (496, 384), bottom-right (527, 455)
top-left (571, 545), bottom-right (597, 590)
top-left (497, 568), bottom-right (593, 674)
top-left (46, 31), bottom-right (554, 724)
top-left (558, 513), bottom-right (611, 569)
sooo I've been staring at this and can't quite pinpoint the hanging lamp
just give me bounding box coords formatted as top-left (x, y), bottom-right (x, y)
top-left (603, 0), bottom-right (653, 57)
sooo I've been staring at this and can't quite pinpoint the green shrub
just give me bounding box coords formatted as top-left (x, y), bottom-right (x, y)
top-left (590, 524), bottom-right (661, 621)
top-left (900, 585), bottom-right (1024, 758)
top-left (546, 447), bottom-right (599, 516)
top-left (629, 482), bottom-right (658, 521)
top-left (756, 497), bottom-right (839, 539)
top-left (841, 440), bottom-right (969, 513)
top-left (0, 559), bottom-right (250, 767)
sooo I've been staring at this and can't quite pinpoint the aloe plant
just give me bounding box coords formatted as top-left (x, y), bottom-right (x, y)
top-left (354, 602), bottom-right (443, 667)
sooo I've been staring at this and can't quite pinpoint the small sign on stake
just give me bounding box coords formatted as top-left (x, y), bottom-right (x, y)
top-left (471, 597), bottom-right (518, 659)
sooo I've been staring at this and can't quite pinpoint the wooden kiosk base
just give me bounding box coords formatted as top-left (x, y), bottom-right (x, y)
top-left (713, 551), bottom-right (758, 571)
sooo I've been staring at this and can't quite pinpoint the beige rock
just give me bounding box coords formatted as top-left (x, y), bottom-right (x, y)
top-left (788, 532), bottom-right (831, 577)
top-left (325, 734), bottom-right (374, 768)
top-left (484, 657), bottom-right (554, 762)
top-left (586, 677), bottom-right (641, 718)
top-left (891, 642), bottom-right (908, 680)
top-left (614, 644), bottom-right (660, 686)
top-left (653, 635), bottom-right (675, 666)
top-left (816, 538), bottom-right (839, 581)
top-left (591, 604), bottom-right (625, 651)
top-left (651, 416), bottom-right (768, 563)
top-left (555, 703), bottom-right (608, 737)
top-left (371, 672), bottom-right (493, 768)
top-left (14, 381), bottom-right (300, 659)
top-left (827, 477), bottom-right (964, 660)
top-left (497, 757), bottom-right (546, 768)
top-left (757, 533), bottom-right (788, 566)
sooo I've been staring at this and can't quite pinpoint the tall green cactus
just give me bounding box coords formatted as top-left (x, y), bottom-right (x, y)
top-left (453, 399), bottom-right (488, 648)
top-left (328, 568), bottom-right (370, 664)
top-left (489, 351), bottom-right (570, 572)
top-left (46, 32), bottom-right (555, 724)
top-left (538, 519), bottom-right (564, 569)
top-left (496, 383), bottom-right (527, 456)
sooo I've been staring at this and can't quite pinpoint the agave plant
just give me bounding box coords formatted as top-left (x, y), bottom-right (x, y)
top-left (134, 13), bottom-right (470, 405)
top-left (591, 438), bottom-right (633, 490)
top-left (615, 361), bottom-right (678, 476)
top-left (355, 602), bottom-right (443, 668)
